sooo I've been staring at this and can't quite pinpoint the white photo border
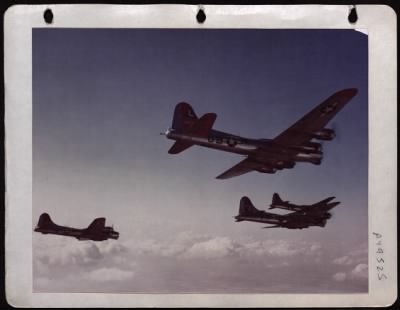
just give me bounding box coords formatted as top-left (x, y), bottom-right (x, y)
top-left (4, 4), bottom-right (397, 307)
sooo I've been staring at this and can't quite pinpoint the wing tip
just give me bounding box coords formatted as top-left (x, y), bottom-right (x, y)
top-left (336, 88), bottom-right (358, 98)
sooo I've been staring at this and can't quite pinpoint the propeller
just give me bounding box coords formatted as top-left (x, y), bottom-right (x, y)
top-left (331, 123), bottom-right (339, 142)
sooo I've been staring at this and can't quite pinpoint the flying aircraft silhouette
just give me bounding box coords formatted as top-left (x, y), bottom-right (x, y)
top-left (269, 193), bottom-right (340, 215)
top-left (164, 89), bottom-right (358, 179)
top-left (234, 196), bottom-right (334, 229)
top-left (34, 213), bottom-right (119, 241)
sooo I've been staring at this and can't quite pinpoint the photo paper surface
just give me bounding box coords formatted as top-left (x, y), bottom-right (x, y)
top-left (5, 5), bottom-right (397, 307)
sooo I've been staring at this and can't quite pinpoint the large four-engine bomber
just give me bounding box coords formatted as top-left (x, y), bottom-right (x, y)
top-left (235, 195), bottom-right (339, 229)
top-left (35, 89), bottom-right (357, 236)
top-left (164, 89), bottom-right (357, 179)
top-left (34, 213), bottom-right (119, 241)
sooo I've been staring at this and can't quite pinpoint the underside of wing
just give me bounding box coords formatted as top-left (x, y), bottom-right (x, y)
top-left (216, 158), bottom-right (257, 179)
top-left (273, 88), bottom-right (358, 147)
top-left (216, 157), bottom-right (277, 180)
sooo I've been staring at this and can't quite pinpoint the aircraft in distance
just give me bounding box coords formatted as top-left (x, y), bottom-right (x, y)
top-left (34, 213), bottom-right (119, 241)
top-left (269, 192), bottom-right (340, 215)
top-left (163, 88), bottom-right (358, 179)
top-left (234, 196), bottom-right (333, 229)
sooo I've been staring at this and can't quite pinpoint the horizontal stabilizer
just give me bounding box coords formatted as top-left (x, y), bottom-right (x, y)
top-left (168, 141), bottom-right (194, 154)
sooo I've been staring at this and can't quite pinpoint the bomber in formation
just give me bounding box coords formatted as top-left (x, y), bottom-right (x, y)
top-left (35, 89), bottom-right (357, 237)
top-left (34, 213), bottom-right (119, 241)
top-left (235, 195), bottom-right (339, 229)
top-left (163, 88), bottom-right (357, 230)
top-left (269, 192), bottom-right (340, 215)
top-left (164, 88), bottom-right (357, 179)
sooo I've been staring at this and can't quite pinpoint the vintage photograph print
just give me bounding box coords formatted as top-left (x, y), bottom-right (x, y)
top-left (32, 28), bottom-right (368, 293)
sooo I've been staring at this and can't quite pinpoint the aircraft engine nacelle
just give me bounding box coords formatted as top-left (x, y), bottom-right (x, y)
top-left (301, 142), bottom-right (322, 152)
top-left (275, 161), bottom-right (295, 169)
top-left (312, 128), bottom-right (335, 141)
top-left (256, 166), bottom-right (277, 173)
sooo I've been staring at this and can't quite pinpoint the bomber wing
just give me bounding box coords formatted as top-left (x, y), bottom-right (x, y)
top-left (312, 196), bottom-right (336, 206)
top-left (216, 157), bottom-right (278, 180)
top-left (214, 89), bottom-right (357, 180)
top-left (273, 88), bottom-right (357, 147)
top-left (216, 158), bottom-right (255, 179)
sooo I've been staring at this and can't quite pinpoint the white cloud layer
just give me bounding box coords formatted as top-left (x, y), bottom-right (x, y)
top-left (333, 272), bottom-right (347, 282)
top-left (85, 267), bottom-right (135, 282)
top-left (33, 233), bottom-right (368, 293)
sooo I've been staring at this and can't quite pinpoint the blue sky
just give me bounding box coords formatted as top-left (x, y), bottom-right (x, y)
top-left (33, 29), bottom-right (368, 293)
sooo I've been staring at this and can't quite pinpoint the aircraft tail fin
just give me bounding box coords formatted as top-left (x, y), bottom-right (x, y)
top-left (172, 102), bottom-right (199, 132)
top-left (168, 103), bottom-right (217, 154)
top-left (239, 196), bottom-right (260, 216)
top-left (36, 213), bottom-right (56, 229)
top-left (171, 102), bottom-right (217, 136)
top-left (271, 193), bottom-right (284, 207)
top-left (87, 218), bottom-right (106, 233)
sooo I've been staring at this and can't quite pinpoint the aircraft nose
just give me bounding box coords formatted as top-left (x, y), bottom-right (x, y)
top-left (112, 232), bottom-right (120, 239)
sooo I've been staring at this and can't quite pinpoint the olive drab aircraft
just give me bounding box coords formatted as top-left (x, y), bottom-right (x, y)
top-left (234, 196), bottom-right (335, 229)
top-left (269, 193), bottom-right (340, 215)
top-left (34, 213), bottom-right (119, 241)
top-left (163, 88), bottom-right (358, 179)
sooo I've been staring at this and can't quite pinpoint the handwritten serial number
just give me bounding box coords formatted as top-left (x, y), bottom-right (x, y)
top-left (373, 232), bottom-right (387, 280)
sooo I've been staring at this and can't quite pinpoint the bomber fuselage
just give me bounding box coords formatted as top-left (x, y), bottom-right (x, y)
top-left (34, 224), bottom-right (119, 241)
top-left (234, 212), bottom-right (328, 229)
top-left (165, 128), bottom-right (322, 165)
top-left (271, 201), bottom-right (339, 215)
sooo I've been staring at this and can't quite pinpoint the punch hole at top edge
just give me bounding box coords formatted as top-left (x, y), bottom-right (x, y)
top-left (196, 8), bottom-right (206, 24)
top-left (348, 6), bottom-right (358, 24)
top-left (44, 9), bottom-right (54, 24)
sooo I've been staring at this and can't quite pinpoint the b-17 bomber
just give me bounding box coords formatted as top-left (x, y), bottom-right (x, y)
top-left (270, 192), bottom-right (340, 215)
top-left (164, 89), bottom-right (358, 179)
top-left (34, 213), bottom-right (119, 241)
top-left (234, 196), bottom-right (337, 229)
